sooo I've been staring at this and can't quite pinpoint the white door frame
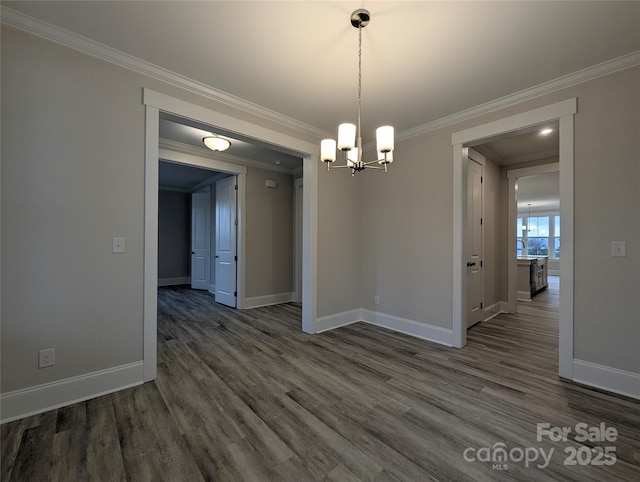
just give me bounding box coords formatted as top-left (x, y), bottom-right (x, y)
top-left (143, 89), bottom-right (318, 382)
top-left (506, 162), bottom-right (560, 312)
top-left (294, 177), bottom-right (303, 303)
top-left (451, 98), bottom-right (576, 379)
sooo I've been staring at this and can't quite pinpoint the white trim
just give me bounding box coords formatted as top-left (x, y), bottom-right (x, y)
top-left (316, 308), bottom-right (454, 347)
top-left (159, 148), bottom-right (247, 176)
top-left (573, 360), bottom-right (640, 400)
top-left (451, 99), bottom-right (576, 380)
top-left (243, 292), bottom-right (295, 309)
top-left (158, 277), bottom-right (190, 286)
top-left (159, 139), bottom-right (298, 176)
top-left (302, 156), bottom-right (318, 333)
top-left (557, 114), bottom-right (575, 380)
top-left (144, 90), bottom-right (315, 157)
top-left (0, 362), bottom-right (143, 424)
top-left (293, 178), bottom-right (303, 304)
top-left (360, 310), bottom-right (454, 347)
top-left (235, 174), bottom-right (246, 310)
top-left (452, 143), bottom-right (465, 348)
top-left (506, 177), bottom-right (518, 313)
top-left (506, 163), bottom-right (560, 179)
top-left (482, 302), bottom-right (505, 322)
top-left (402, 51), bottom-right (640, 142)
top-left (143, 105), bottom-right (159, 383)
top-left (143, 90), bottom-right (319, 380)
top-left (208, 284), bottom-right (216, 295)
top-left (452, 99), bottom-right (577, 146)
top-left (315, 309), bottom-right (361, 333)
top-left (0, 7), bottom-right (328, 141)
top-left (3, 7), bottom-right (638, 145)
top-left (508, 162), bottom-right (560, 310)
top-left (517, 290), bottom-right (533, 302)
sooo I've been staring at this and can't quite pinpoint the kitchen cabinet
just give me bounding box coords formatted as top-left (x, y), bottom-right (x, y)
top-left (517, 256), bottom-right (548, 301)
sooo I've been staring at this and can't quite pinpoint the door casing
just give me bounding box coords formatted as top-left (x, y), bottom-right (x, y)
top-left (143, 88), bottom-right (319, 383)
top-left (451, 98), bottom-right (576, 380)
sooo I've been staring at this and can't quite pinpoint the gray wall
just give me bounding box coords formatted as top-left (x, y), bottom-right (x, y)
top-left (245, 167), bottom-right (294, 298)
top-left (1, 26), bottom-right (326, 394)
top-left (359, 66), bottom-right (639, 374)
top-left (481, 155), bottom-right (504, 309)
top-left (2, 24), bottom-right (638, 398)
top-left (158, 190), bottom-right (190, 280)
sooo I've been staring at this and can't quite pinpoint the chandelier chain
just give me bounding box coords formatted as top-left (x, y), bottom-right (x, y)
top-left (356, 22), bottom-right (363, 156)
top-left (358, 23), bottom-right (362, 106)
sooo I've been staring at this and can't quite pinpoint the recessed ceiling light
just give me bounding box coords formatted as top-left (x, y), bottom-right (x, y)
top-left (274, 161), bottom-right (282, 166)
top-left (540, 128), bottom-right (553, 136)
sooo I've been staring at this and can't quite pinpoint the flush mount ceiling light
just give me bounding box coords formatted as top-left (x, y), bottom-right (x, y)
top-left (203, 135), bottom-right (231, 152)
top-left (320, 9), bottom-right (394, 175)
top-left (540, 128), bottom-right (553, 136)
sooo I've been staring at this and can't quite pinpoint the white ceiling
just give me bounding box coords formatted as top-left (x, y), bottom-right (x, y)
top-left (517, 172), bottom-right (560, 212)
top-left (5, 0), bottom-right (640, 142)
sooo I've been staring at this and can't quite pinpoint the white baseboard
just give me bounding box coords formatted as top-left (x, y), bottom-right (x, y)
top-left (157, 276), bottom-right (190, 286)
top-left (316, 309), bottom-right (361, 333)
top-left (243, 292), bottom-right (294, 309)
top-left (316, 308), bottom-right (453, 347)
top-left (0, 362), bottom-right (144, 424)
top-left (360, 309), bottom-right (453, 347)
top-left (573, 359), bottom-right (640, 400)
top-left (517, 290), bottom-right (532, 301)
top-left (208, 284), bottom-right (215, 295)
top-left (482, 302), bottom-right (506, 322)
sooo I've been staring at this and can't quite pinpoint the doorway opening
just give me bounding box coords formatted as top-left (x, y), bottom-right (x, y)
top-left (158, 160), bottom-right (238, 306)
top-left (451, 98), bottom-right (576, 380)
top-left (143, 89), bottom-right (319, 383)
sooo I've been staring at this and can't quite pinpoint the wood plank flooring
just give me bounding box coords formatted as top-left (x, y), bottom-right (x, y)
top-left (3, 277), bottom-right (639, 481)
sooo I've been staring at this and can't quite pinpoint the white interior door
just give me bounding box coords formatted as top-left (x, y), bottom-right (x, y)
top-left (215, 176), bottom-right (237, 307)
top-left (191, 191), bottom-right (210, 290)
top-left (466, 156), bottom-right (484, 328)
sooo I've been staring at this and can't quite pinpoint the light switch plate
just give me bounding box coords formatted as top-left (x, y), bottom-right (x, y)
top-left (112, 237), bottom-right (125, 253)
top-left (611, 241), bottom-right (626, 257)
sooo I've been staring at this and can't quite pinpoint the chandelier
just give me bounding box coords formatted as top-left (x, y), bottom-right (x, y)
top-left (320, 9), bottom-right (394, 175)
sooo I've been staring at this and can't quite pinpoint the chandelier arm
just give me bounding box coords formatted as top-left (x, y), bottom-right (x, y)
top-left (362, 159), bottom-right (385, 166)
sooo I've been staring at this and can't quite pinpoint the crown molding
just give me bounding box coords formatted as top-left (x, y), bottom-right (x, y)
top-left (0, 7), bottom-right (327, 140)
top-left (158, 139), bottom-right (298, 175)
top-left (399, 50), bottom-right (640, 142)
top-left (3, 7), bottom-right (638, 145)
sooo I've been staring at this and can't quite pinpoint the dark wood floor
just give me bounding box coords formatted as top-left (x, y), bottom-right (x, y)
top-left (3, 277), bottom-right (639, 481)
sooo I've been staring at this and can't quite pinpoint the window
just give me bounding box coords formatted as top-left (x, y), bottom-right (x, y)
top-left (517, 212), bottom-right (560, 259)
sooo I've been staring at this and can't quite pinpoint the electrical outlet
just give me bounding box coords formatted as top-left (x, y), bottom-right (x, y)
top-left (112, 237), bottom-right (125, 253)
top-left (39, 348), bottom-right (55, 368)
top-left (374, 294), bottom-right (379, 305)
top-left (611, 241), bottom-right (626, 257)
